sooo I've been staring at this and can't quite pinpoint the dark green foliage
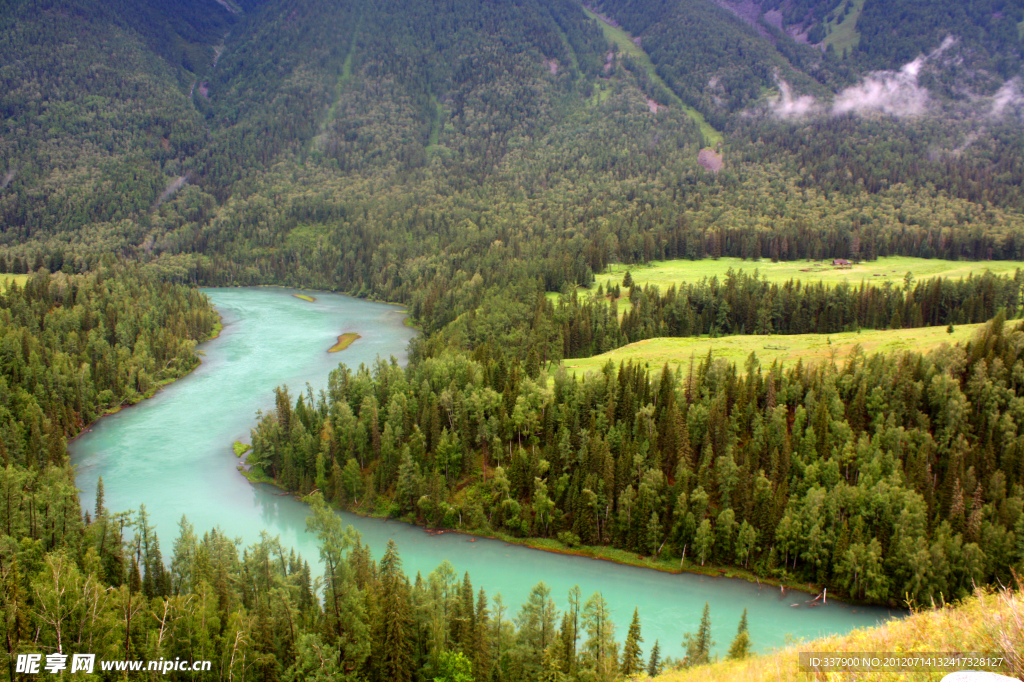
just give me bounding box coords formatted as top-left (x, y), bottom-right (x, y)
top-left (251, 315), bottom-right (1024, 605)
top-left (647, 640), bottom-right (662, 677)
top-left (620, 608), bottom-right (643, 675)
top-left (2, 0), bottom-right (1024, 676)
top-left (0, 266), bottom-right (218, 467)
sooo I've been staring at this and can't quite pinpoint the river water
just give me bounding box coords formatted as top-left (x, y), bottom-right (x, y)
top-left (69, 287), bottom-right (896, 658)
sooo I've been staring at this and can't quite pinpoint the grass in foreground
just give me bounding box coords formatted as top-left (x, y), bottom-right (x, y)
top-left (581, 7), bottom-right (723, 147)
top-left (328, 332), bottom-right (361, 352)
top-left (293, 293), bottom-right (316, 302)
top-left (564, 323), bottom-right (986, 377)
top-left (647, 585), bottom-right (1022, 682)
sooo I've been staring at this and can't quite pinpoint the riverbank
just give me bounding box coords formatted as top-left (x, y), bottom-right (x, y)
top-left (252, 480), bottom-right (873, 607)
top-left (91, 312), bottom-right (224, 421)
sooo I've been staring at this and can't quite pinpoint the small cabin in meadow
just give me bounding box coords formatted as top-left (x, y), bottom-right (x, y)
top-left (832, 258), bottom-right (851, 267)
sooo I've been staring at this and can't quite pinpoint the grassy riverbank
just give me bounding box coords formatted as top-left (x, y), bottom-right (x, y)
top-left (648, 584), bottom-right (1022, 681)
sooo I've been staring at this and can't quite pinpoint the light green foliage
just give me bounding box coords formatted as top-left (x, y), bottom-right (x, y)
top-left (434, 650), bottom-right (473, 682)
top-left (727, 609), bottom-right (750, 660)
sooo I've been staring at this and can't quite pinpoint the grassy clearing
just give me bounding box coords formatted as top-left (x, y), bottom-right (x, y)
top-left (563, 322), bottom-right (986, 377)
top-left (427, 94), bottom-right (443, 149)
top-left (328, 332), bottom-right (361, 352)
top-left (823, 0), bottom-right (865, 56)
top-left (292, 293), bottom-right (316, 302)
top-left (599, 256), bottom-right (1023, 291)
top-left (551, 256), bottom-right (1020, 320)
top-left (647, 585), bottom-right (1022, 682)
top-left (285, 223), bottom-right (332, 250)
top-left (589, 81), bottom-right (614, 106)
top-left (581, 7), bottom-right (723, 147)
top-left (0, 274), bottom-right (29, 290)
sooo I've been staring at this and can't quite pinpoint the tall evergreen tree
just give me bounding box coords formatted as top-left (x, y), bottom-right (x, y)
top-left (378, 540), bottom-right (415, 682)
top-left (682, 602), bottom-right (713, 667)
top-left (620, 608), bottom-right (644, 676)
top-left (727, 608), bottom-right (750, 660)
top-left (647, 640), bottom-right (662, 677)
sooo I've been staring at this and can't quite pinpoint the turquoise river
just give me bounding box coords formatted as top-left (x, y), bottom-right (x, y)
top-left (69, 287), bottom-right (896, 659)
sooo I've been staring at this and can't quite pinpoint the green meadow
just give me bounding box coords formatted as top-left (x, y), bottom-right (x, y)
top-left (0, 274), bottom-right (30, 290)
top-left (562, 322), bottom-right (987, 377)
top-left (598, 256), bottom-right (1022, 291)
top-left (823, 0), bottom-right (866, 55)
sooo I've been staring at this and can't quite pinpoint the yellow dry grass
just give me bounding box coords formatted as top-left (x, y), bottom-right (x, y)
top-left (647, 586), bottom-right (1023, 682)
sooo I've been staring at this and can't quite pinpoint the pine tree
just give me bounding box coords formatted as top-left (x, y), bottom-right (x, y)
top-left (647, 640), bottom-right (662, 677)
top-left (474, 588), bottom-right (492, 680)
top-left (94, 476), bottom-right (105, 518)
top-left (129, 557), bottom-right (142, 594)
top-left (682, 602), bottom-right (713, 667)
top-left (620, 608), bottom-right (644, 675)
top-left (727, 609), bottom-right (750, 660)
top-left (378, 540), bottom-right (414, 682)
top-left (622, 271), bottom-right (633, 288)
top-left (694, 519), bottom-right (714, 565)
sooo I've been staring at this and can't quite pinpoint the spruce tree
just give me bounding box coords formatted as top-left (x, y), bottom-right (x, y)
top-left (682, 602), bottom-right (713, 667)
top-left (727, 608), bottom-right (750, 660)
top-left (94, 476), bottom-right (105, 518)
top-left (378, 540), bottom-right (414, 682)
top-left (647, 640), bottom-right (662, 677)
top-left (620, 608), bottom-right (644, 675)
